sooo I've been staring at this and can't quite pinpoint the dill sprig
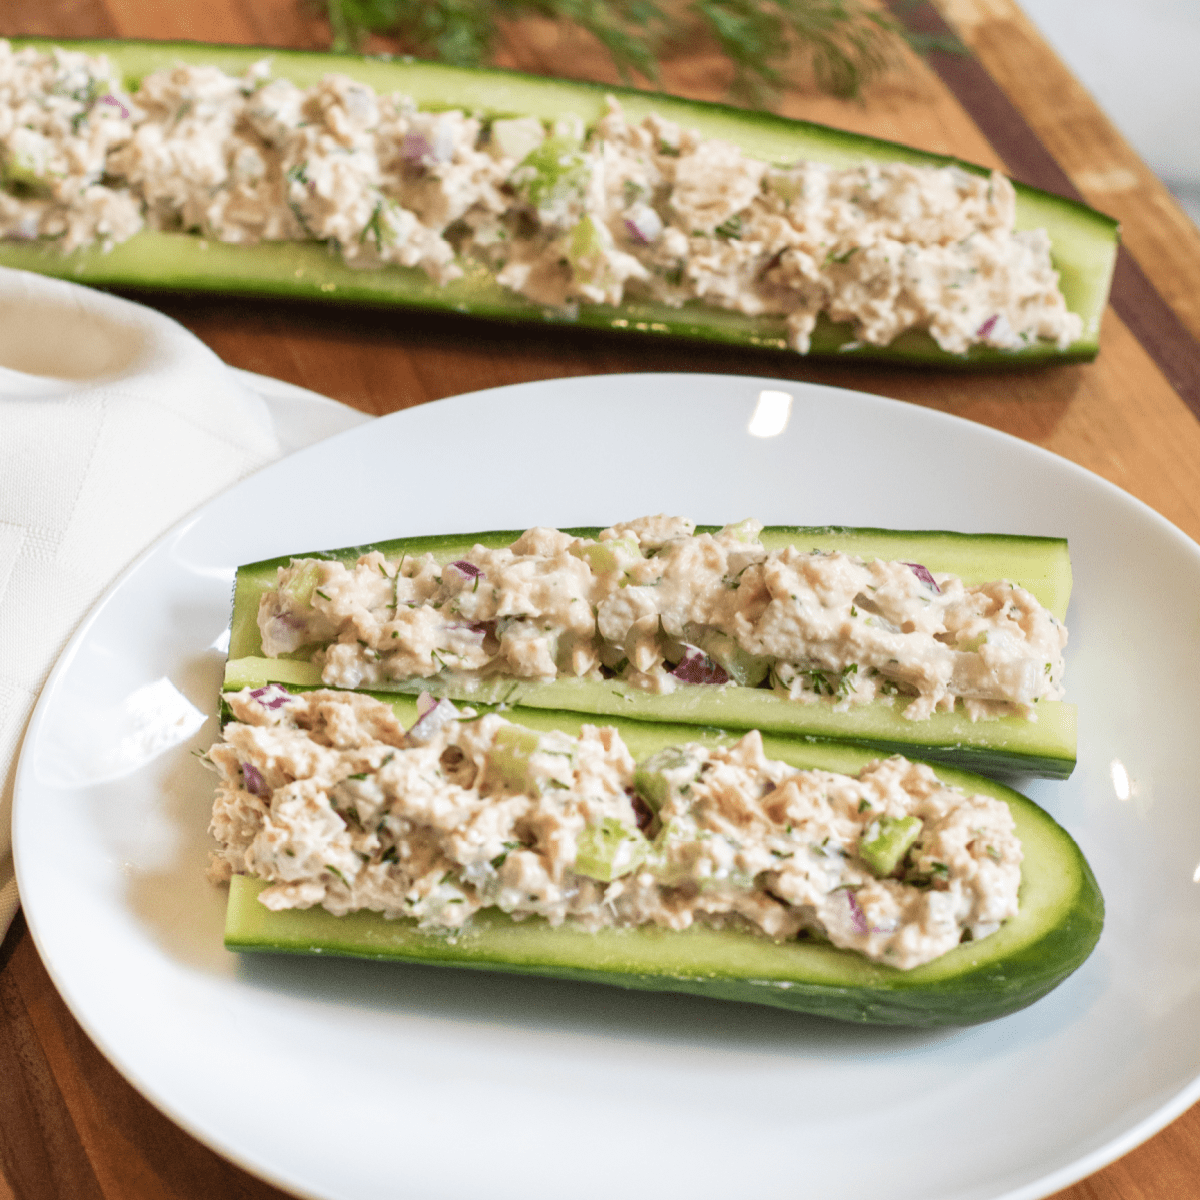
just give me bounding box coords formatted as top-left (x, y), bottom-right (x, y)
top-left (316, 0), bottom-right (960, 105)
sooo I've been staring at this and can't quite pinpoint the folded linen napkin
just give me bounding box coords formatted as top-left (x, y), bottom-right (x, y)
top-left (0, 266), bottom-right (365, 943)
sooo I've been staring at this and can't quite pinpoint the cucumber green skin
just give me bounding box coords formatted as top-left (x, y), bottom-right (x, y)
top-left (223, 698), bottom-right (1104, 1026)
top-left (226, 524), bottom-right (1077, 778)
top-left (3, 38), bottom-right (1118, 368)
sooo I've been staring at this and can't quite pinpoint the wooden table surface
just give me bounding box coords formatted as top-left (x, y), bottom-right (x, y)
top-left (3, 1), bottom-right (1200, 1197)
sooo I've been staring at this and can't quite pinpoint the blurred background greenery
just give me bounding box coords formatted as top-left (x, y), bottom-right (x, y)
top-left (313, 0), bottom-right (958, 107)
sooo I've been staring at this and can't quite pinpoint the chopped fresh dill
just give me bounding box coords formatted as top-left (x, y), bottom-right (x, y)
top-left (714, 214), bottom-right (743, 240)
top-left (315, 0), bottom-right (959, 107)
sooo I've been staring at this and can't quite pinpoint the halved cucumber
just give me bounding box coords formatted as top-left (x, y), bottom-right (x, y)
top-left (224, 524), bottom-right (1077, 778)
top-left (3, 38), bottom-right (1118, 367)
top-left (222, 696), bottom-right (1103, 1026)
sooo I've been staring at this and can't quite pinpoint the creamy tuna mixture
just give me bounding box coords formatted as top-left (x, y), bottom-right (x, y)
top-left (208, 686), bottom-right (1022, 969)
top-left (258, 516), bottom-right (1067, 720)
top-left (1, 41), bottom-right (1083, 354)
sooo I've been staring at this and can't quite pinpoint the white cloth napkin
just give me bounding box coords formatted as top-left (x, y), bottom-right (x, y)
top-left (0, 266), bottom-right (363, 943)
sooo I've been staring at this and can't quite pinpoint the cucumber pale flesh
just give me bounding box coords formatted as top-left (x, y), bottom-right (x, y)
top-left (4, 39), bottom-right (1119, 368)
top-left (225, 525), bottom-right (1077, 778)
top-left (222, 698), bottom-right (1103, 1026)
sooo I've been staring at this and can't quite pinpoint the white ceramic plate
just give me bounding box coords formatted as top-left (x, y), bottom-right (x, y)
top-left (15, 373), bottom-right (1200, 1200)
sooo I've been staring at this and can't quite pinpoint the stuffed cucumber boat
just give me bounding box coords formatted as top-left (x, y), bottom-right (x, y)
top-left (226, 520), bottom-right (1077, 778)
top-left (215, 686), bottom-right (1102, 1026)
top-left (1, 37), bottom-right (1118, 366)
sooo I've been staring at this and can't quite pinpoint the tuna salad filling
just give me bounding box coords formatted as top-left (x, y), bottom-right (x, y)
top-left (1, 41), bottom-right (1083, 355)
top-left (208, 686), bottom-right (1022, 970)
top-left (258, 516), bottom-right (1067, 721)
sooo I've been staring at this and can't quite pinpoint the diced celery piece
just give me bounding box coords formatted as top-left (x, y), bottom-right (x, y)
top-left (765, 170), bottom-right (802, 204)
top-left (645, 818), bottom-right (693, 886)
top-left (571, 535), bottom-right (641, 574)
top-left (3, 129), bottom-right (52, 196)
top-left (281, 561), bottom-right (322, 607)
top-left (566, 214), bottom-right (621, 289)
top-left (633, 748), bottom-right (702, 811)
top-left (720, 519), bottom-right (764, 544)
top-left (512, 136), bottom-right (591, 220)
top-left (490, 725), bottom-right (543, 791)
top-left (688, 627), bottom-right (771, 687)
top-left (551, 114), bottom-right (586, 144)
top-left (859, 815), bottom-right (923, 877)
top-left (489, 116), bottom-right (545, 162)
top-left (574, 818), bottom-right (647, 882)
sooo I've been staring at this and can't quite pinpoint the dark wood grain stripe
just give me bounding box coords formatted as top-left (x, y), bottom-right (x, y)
top-left (0, 920), bottom-right (107, 1200)
top-left (889, 0), bottom-right (1200, 419)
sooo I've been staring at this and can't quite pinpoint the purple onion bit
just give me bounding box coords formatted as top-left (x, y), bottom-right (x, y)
top-left (249, 684), bottom-right (294, 711)
top-left (977, 314), bottom-right (999, 339)
top-left (627, 787), bottom-right (655, 835)
top-left (402, 127), bottom-right (453, 164)
top-left (241, 761), bottom-right (268, 797)
top-left (401, 132), bottom-right (432, 162)
top-left (447, 560), bottom-right (484, 581)
top-left (408, 697), bottom-right (458, 744)
top-left (670, 646), bottom-right (730, 686)
top-left (623, 217), bottom-right (648, 245)
top-left (100, 93), bottom-right (130, 119)
top-left (903, 562), bottom-right (940, 593)
top-left (845, 888), bottom-right (869, 935)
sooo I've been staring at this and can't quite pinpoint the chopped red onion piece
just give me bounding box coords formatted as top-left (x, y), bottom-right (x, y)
top-left (903, 562), bottom-right (940, 593)
top-left (627, 787), bottom-right (654, 834)
top-left (249, 684), bottom-right (293, 711)
top-left (241, 761), bottom-right (267, 796)
top-left (401, 132), bottom-right (432, 162)
top-left (416, 690), bottom-right (438, 718)
top-left (977, 314), bottom-right (999, 338)
top-left (402, 124), bottom-right (454, 164)
top-left (670, 645), bottom-right (730, 686)
top-left (408, 697), bottom-right (459, 744)
top-left (448, 560), bottom-right (484, 580)
top-left (100, 93), bottom-right (130, 119)
top-left (845, 888), bottom-right (869, 935)
top-left (623, 203), bottom-right (662, 246)
top-left (445, 625), bottom-right (488, 657)
top-left (260, 610), bottom-right (307, 656)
